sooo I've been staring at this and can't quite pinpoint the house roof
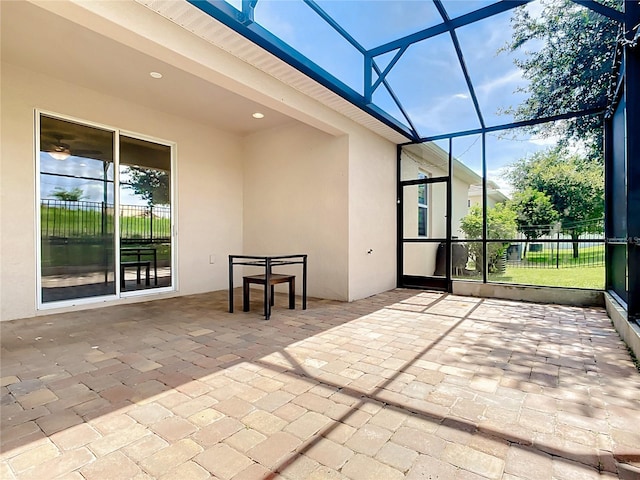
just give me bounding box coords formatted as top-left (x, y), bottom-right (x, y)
top-left (403, 142), bottom-right (482, 186)
top-left (468, 183), bottom-right (510, 203)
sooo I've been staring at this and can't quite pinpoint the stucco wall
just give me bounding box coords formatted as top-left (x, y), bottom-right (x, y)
top-left (347, 128), bottom-right (397, 300)
top-left (242, 123), bottom-right (350, 301)
top-left (0, 63), bottom-right (244, 321)
top-left (451, 176), bottom-right (472, 239)
top-left (242, 121), bottom-right (397, 302)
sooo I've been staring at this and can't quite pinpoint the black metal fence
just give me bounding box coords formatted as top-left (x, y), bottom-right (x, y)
top-left (448, 218), bottom-right (605, 276)
top-left (505, 240), bottom-right (604, 269)
top-left (119, 204), bottom-right (171, 243)
top-left (41, 199), bottom-right (171, 242)
top-left (508, 217), bottom-right (605, 269)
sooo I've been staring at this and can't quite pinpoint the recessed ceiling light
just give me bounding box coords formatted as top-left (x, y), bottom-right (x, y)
top-left (252, 112), bottom-right (265, 119)
top-left (150, 72), bottom-right (163, 79)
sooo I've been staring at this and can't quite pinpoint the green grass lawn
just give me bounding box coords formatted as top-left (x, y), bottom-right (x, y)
top-left (494, 244), bottom-right (605, 289)
top-left (488, 265), bottom-right (605, 289)
top-left (456, 243), bottom-right (605, 289)
top-left (41, 204), bottom-right (171, 240)
top-left (41, 204), bottom-right (173, 269)
top-left (42, 242), bottom-right (172, 269)
top-left (522, 244), bottom-right (604, 267)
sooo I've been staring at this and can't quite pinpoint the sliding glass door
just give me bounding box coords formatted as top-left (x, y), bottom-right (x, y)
top-left (38, 113), bottom-right (173, 305)
top-left (119, 136), bottom-right (172, 291)
top-left (39, 115), bottom-right (116, 302)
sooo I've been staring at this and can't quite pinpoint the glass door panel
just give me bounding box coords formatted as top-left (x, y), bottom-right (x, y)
top-left (400, 142), bottom-right (450, 289)
top-left (402, 180), bottom-right (448, 241)
top-left (39, 115), bottom-right (115, 303)
top-left (119, 136), bottom-right (172, 292)
top-left (402, 180), bottom-right (448, 279)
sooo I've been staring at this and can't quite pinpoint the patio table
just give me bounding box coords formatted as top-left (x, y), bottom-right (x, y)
top-left (229, 254), bottom-right (307, 319)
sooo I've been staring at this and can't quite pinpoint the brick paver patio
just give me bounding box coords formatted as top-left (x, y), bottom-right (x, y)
top-left (1, 289), bottom-right (639, 479)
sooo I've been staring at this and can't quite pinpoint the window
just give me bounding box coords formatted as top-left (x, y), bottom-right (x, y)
top-left (417, 171), bottom-right (428, 236)
top-left (37, 112), bottom-right (174, 306)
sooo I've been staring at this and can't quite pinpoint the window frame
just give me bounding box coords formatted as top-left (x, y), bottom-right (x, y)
top-left (417, 171), bottom-right (429, 237)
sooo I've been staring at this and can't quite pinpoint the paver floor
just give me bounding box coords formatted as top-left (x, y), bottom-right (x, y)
top-left (1, 289), bottom-right (639, 479)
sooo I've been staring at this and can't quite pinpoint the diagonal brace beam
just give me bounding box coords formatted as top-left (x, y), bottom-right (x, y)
top-left (571, 0), bottom-right (624, 23)
top-left (433, 0), bottom-right (485, 129)
top-left (303, 0), bottom-right (367, 54)
top-left (370, 60), bottom-right (420, 138)
top-left (369, 0), bottom-right (533, 58)
top-left (367, 46), bottom-right (408, 99)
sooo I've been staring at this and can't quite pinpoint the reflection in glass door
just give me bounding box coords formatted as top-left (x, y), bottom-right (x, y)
top-left (119, 136), bottom-right (172, 292)
top-left (39, 115), bottom-right (115, 302)
top-left (38, 113), bottom-right (174, 305)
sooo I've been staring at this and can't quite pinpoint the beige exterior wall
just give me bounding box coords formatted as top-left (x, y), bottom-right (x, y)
top-left (451, 176), bottom-right (474, 239)
top-left (468, 192), bottom-right (482, 208)
top-left (348, 128), bottom-right (397, 300)
top-left (1, 63), bottom-right (244, 321)
top-left (242, 121), bottom-right (397, 302)
top-left (242, 123), bottom-right (350, 301)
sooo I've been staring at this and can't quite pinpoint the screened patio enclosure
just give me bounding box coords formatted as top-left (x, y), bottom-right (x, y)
top-left (176, 0), bottom-right (640, 323)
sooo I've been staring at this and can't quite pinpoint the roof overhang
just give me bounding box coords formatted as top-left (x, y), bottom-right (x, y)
top-left (135, 0), bottom-right (411, 144)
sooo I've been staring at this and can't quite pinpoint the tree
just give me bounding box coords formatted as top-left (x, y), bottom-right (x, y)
top-left (505, 147), bottom-right (604, 257)
top-left (509, 188), bottom-right (559, 257)
top-left (460, 203), bottom-right (517, 273)
top-left (122, 167), bottom-right (170, 206)
top-left (502, 0), bottom-right (621, 159)
top-left (52, 187), bottom-right (83, 201)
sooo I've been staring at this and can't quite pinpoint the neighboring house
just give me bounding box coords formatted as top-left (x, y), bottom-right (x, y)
top-left (468, 181), bottom-right (510, 209)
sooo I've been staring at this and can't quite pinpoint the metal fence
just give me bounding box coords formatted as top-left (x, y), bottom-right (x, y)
top-left (505, 240), bottom-right (605, 269)
top-left (41, 199), bottom-right (170, 242)
top-left (119, 203), bottom-right (171, 243)
top-left (508, 217), bottom-right (604, 269)
top-left (448, 218), bottom-right (605, 275)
